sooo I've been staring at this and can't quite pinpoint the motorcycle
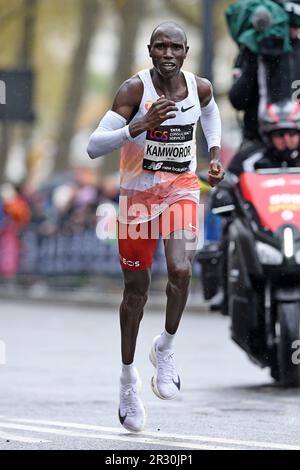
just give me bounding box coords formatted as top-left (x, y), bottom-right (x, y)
top-left (198, 168), bottom-right (300, 387)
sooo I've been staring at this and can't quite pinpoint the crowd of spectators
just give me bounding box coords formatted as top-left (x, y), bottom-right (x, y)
top-left (0, 167), bottom-right (220, 281)
top-left (0, 168), bottom-right (122, 279)
top-left (0, 167), bottom-right (171, 280)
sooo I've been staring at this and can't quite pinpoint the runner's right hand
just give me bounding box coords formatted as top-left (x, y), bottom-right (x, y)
top-left (144, 95), bottom-right (178, 128)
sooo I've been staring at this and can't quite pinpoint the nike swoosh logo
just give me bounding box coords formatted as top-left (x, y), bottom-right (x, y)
top-left (189, 223), bottom-right (197, 230)
top-left (172, 376), bottom-right (181, 390)
top-left (118, 409), bottom-right (127, 425)
top-left (181, 105), bottom-right (195, 113)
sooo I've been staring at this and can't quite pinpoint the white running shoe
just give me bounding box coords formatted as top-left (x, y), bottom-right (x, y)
top-left (118, 373), bottom-right (146, 432)
top-left (149, 335), bottom-right (181, 400)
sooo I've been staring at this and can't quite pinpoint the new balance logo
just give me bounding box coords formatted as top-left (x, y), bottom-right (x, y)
top-left (148, 162), bottom-right (163, 171)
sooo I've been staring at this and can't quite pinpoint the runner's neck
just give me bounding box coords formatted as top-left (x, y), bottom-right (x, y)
top-left (150, 68), bottom-right (188, 102)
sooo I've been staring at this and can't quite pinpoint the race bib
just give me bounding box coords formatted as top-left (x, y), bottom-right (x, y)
top-left (143, 124), bottom-right (195, 173)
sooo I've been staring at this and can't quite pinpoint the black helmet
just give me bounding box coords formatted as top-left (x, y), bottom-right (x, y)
top-left (259, 100), bottom-right (300, 142)
top-left (259, 100), bottom-right (300, 163)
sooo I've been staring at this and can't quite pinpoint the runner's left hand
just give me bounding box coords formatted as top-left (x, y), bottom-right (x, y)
top-left (208, 159), bottom-right (225, 187)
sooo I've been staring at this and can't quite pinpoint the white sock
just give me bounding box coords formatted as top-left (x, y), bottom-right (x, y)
top-left (120, 363), bottom-right (138, 384)
top-left (157, 330), bottom-right (175, 351)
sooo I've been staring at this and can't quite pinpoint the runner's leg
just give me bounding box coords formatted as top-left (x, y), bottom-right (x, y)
top-left (149, 230), bottom-right (196, 399)
top-left (119, 269), bottom-right (149, 432)
top-left (120, 268), bottom-right (151, 364)
top-left (163, 230), bottom-right (197, 334)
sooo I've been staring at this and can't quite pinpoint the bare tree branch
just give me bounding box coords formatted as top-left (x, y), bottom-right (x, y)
top-left (102, 0), bottom-right (145, 174)
top-left (111, 0), bottom-right (145, 91)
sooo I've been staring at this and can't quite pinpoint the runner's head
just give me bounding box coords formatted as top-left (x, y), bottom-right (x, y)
top-left (148, 22), bottom-right (189, 78)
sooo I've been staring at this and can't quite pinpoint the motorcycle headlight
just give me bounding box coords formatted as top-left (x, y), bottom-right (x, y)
top-left (256, 241), bottom-right (283, 265)
top-left (283, 227), bottom-right (294, 259)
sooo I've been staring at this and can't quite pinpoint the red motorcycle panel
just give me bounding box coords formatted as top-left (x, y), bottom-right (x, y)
top-left (239, 173), bottom-right (300, 232)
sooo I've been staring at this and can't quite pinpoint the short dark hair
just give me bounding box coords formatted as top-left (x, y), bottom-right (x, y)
top-left (149, 22), bottom-right (187, 46)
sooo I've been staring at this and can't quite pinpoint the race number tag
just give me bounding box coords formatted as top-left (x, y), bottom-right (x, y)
top-left (143, 124), bottom-right (195, 173)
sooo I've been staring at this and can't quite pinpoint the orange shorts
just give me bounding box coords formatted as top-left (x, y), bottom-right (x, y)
top-left (118, 199), bottom-right (199, 271)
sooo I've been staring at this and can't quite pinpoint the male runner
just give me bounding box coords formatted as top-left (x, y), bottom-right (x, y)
top-left (87, 22), bottom-right (224, 432)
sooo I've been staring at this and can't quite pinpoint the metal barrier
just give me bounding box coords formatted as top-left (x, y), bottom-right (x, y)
top-left (18, 228), bottom-right (168, 276)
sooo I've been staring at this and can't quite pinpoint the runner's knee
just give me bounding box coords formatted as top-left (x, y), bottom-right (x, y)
top-left (168, 260), bottom-right (192, 286)
top-left (123, 291), bottom-right (148, 311)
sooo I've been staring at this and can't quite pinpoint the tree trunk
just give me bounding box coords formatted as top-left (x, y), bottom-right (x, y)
top-left (53, 0), bottom-right (100, 172)
top-left (19, 0), bottom-right (37, 182)
top-left (102, 0), bottom-right (144, 175)
top-left (111, 0), bottom-right (144, 93)
top-left (0, 0), bottom-right (37, 183)
top-left (18, 0), bottom-right (37, 68)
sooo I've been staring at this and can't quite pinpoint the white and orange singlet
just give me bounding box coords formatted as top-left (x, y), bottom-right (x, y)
top-left (119, 69), bottom-right (202, 225)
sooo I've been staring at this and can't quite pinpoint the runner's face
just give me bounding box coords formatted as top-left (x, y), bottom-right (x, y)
top-left (148, 30), bottom-right (188, 78)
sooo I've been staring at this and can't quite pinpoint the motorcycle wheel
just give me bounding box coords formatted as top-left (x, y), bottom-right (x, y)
top-left (277, 301), bottom-right (300, 387)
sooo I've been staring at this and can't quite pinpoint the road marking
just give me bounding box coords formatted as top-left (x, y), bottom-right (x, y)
top-left (0, 416), bottom-right (300, 450)
top-left (0, 430), bottom-right (49, 444)
top-left (0, 422), bottom-right (234, 450)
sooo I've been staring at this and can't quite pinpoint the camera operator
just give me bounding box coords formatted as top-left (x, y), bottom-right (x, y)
top-left (227, 0), bottom-right (300, 173)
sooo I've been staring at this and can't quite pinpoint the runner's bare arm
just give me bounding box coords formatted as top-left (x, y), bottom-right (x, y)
top-left (87, 77), bottom-right (142, 158)
top-left (87, 76), bottom-right (179, 158)
top-left (111, 76), bottom-right (144, 123)
top-left (196, 77), bottom-right (224, 187)
top-left (112, 77), bottom-right (178, 138)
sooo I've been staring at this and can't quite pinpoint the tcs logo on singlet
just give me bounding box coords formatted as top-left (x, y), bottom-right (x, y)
top-left (149, 129), bottom-right (169, 141)
top-left (144, 99), bottom-right (155, 111)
